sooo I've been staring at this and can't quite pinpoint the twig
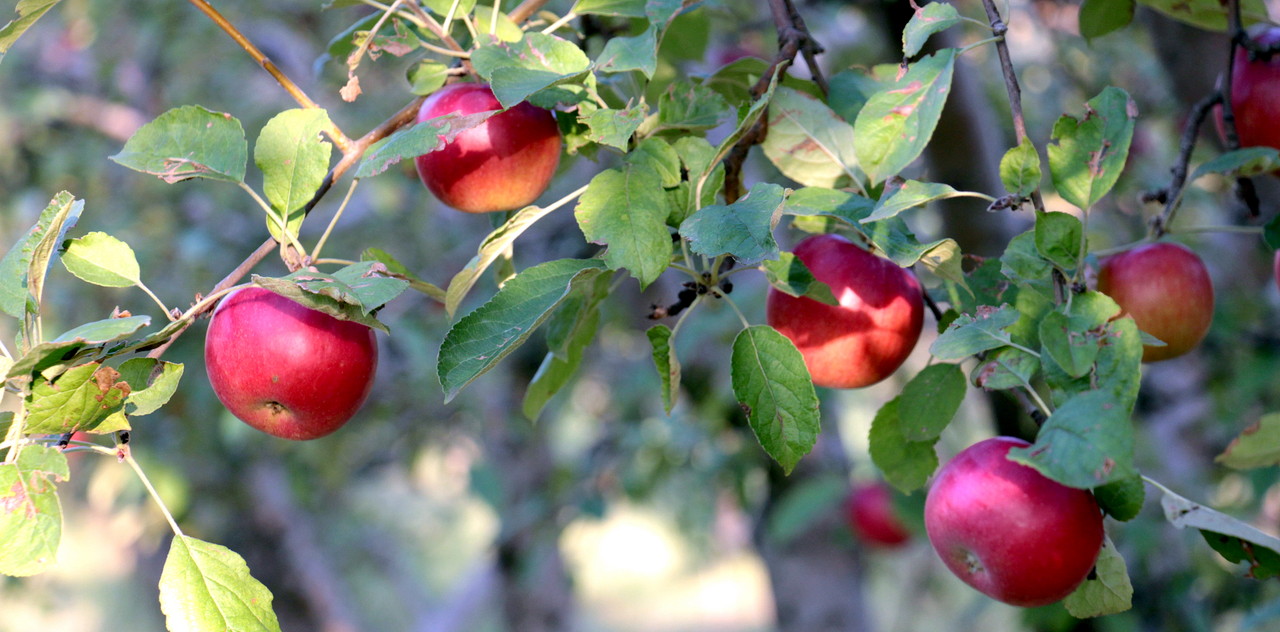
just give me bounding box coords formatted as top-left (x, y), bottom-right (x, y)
top-left (185, 0), bottom-right (352, 152)
top-left (1149, 92), bottom-right (1222, 237)
top-left (979, 0), bottom-right (1045, 214)
top-left (510, 0), bottom-right (553, 24)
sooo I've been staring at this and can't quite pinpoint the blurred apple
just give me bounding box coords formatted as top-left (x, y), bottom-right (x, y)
top-left (846, 481), bottom-right (911, 548)
top-left (1097, 241), bottom-right (1213, 362)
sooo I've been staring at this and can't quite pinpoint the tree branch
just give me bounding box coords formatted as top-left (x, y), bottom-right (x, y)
top-left (979, 0), bottom-right (1044, 214)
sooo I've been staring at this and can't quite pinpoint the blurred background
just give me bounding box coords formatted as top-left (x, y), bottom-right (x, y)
top-left (3, 0), bottom-right (1280, 630)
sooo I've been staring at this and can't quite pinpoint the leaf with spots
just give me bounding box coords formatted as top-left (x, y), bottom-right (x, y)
top-left (1047, 87), bottom-right (1136, 211)
top-left (1064, 536), bottom-right (1133, 617)
top-left (110, 106), bottom-right (247, 184)
top-left (1007, 390), bottom-right (1136, 489)
top-left (853, 48), bottom-right (956, 185)
top-left (0, 445), bottom-right (68, 577)
top-left (24, 362), bottom-right (132, 434)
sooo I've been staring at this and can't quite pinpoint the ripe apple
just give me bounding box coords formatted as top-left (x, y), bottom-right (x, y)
top-left (845, 481), bottom-right (911, 548)
top-left (414, 82), bottom-right (562, 213)
top-left (924, 436), bottom-right (1104, 608)
top-left (204, 287), bottom-right (378, 440)
top-left (766, 233), bottom-right (924, 388)
top-left (1223, 26), bottom-right (1280, 151)
top-left (1096, 241), bottom-right (1213, 362)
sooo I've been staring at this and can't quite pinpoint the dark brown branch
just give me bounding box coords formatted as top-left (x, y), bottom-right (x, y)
top-left (1150, 91), bottom-right (1222, 238)
top-left (979, 0), bottom-right (1045, 214)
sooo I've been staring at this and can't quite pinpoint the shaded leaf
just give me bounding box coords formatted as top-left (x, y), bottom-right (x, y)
top-left (355, 111), bottom-right (496, 178)
top-left (523, 273), bottom-right (611, 421)
top-left (471, 32), bottom-right (592, 107)
top-left (0, 191), bottom-right (83, 318)
top-left (1095, 473), bottom-right (1145, 522)
top-left (1155, 481), bottom-right (1280, 579)
top-left (929, 305), bottom-right (1020, 360)
top-left (1217, 413), bottom-right (1280, 469)
top-left (869, 397), bottom-right (938, 493)
top-left (1008, 390), bottom-right (1136, 489)
top-left (1000, 137), bottom-right (1042, 196)
top-left (903, 1), bottom-right (961, 57)
top-left (731, 326), bottom-right (820, 474)
top-left (647, 325), bottom-right (681, 414)
top-left (681, 182), bottom-right (785, 264)
top-left (595, 25), bottom-right (657, 78)
top-left (970, 346), bottom-right (1040, 391)
top-left (1079, 0), bottom-right (1136, 41)
top-left (1190, 147), bottom-right (1280, 181)
top-left (864, 180), bottom-right (963, 223)
top-left (7, 316), bottom-right (151, 380)
top-left (572, 0), bottom-right (644, 17)
top-left (446, 202), bottom-right (566, 317)
top-left (762, 86), bottom-right (859, 188)
top-left (120, 358), bottom-right (184, 417)
top-left (575, 166), bottom-right (671, 288)
top-left (853, 48), bottom-right (956, 185)
top-left (1064, 536), bottom-right (1133, 617)
top-left (898, 363), bottom-right (966, 442)
top-left (760, 253), bottom-right (838, 305)
top-left (1136, 0), bottom-right (1268, 31)
top-left (1035, 211), bottom-right (1083, 270)
top-left (361, 248), bottom-right (445, 302)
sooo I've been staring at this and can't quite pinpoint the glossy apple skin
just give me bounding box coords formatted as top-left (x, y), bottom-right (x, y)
top-left (846, 482), bottom-right (911, 548)
top-left (1097, 242), bottom-right (1213, 362)
top-left (766, 234), bottom-right (924, 388)
top-left (414, 83), bottom-right (562, 213)
top-left (205, 287), bottom-right (378, 440)
top-left (1227, 27), bottom-right (1280, 151)
top-left (924, 437), bottom-right (1104, 608)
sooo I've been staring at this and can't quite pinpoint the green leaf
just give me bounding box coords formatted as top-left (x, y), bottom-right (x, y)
top-left (1190, 147), bottom-right (1280, 181)
top-left (253, 264), bottom-right (407, 333)
top-left (1039, 311), bottom-right (1100, 379)
top-left (827, 67), bottom-right (887, 126)
top-left (254, 109), bottom-right (332, 242)
top-left (579, 102), bottom-right (646, 150)
top-left (625, 137), bottom-right (681, 187)
top-left (1047, 87), bottom-right (1136, 211)
top-left (471, 32), bottom-right (592, 107)
top-left (7, 316), bottom-right (151, 380)
top-left (902, 1), bottom-right (961, 57)
top-left (59, 232), bottom-right (141, 288)
top-left (0, 0), bottom-right (61, 64)
top-left (970, 346), bottom-right (1040, 391)
top-left (1217, 413), bottom-right (1280, 469)
top-left (438, 259), bottom-right (608, 402)
top-left (898, 363), bottom-right (966, 442)
top-left (575, 166), bottom-right (671, 288)
top-left (446, 202), bottom-right (565, 317)
top-left (1135, 0), bottom-right (1269, 31)
top-left (0, 446), bottom-right (68, 577)
top-left (595, 25), bottom-right (657, 78)
top-left (647, 325), bottom-right (681, 414)
top-left (640, 80), bottom-right (734, 136)
top-left (1064, 536), bottom-right (1133, 617)
top-left (110, 106), bottom-right (248, 184)
top-left (522, 273), bottom-right (610, 421)
top-left (765, 475), bottom-right (848, 545)
top-left (853, 48), bottom-right (956, 185)
top-left (1094, 473), bottom-right (1145, 522)
top-left (930, 305), bottom-right (1020, 360)
top-left (1000, 137), bottom-right (1042, 196)
top-left (159, 535), bottom-right (281, 632)
top-left (1008, 390), bottom-right (1136, 488)
top-left (681, 182), bottom-right (786, 264)
top-left (863, 180), bottom-right (962, 223)
top-left (572, 0), bottom-right (645, 17)
top-left (407, 60), bottom-right (450, 96)
top-left (119, 358), bottom-right (184, 417)
top-left (1079, 0), bottom-right (1135, 41)
top-left (1155, 482), bottom-right (1280, 579)
top-left (422, 0), bottom-right (477, 17)
top-left (471, 6), bottom-right (523, 43)
top-left (731, 326), bottom-right (820, 474)
top-left (762, 86), bottom-right (859, 188)
top-left (0, 191), bottom-right (83, 319)
top-left (1034, 211), bottom-right (1083, 270)
top-left (355, 111), bottom-right (497, 178)
top-left (868, 397), bottom-right (939, 493)
top-left (666, 136), bottom-right (723, 225)
top-left (24, 362), bottom-right (130, 434)
top-left (360, 248), bottom-right (445, 302)
top-left (760, 253), bottom-right (838, 305)
top-left (1001, 229), bottom-right (1054, 287)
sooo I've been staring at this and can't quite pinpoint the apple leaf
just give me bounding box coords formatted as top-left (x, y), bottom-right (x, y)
top-left (730, 325), bottom-right (820, 474)
top-left (575, 165), bottom-right (672, 288)
top-left (111, 106), bottom-right (247, 184)
top-left (1001, 230), bottom-right (1054, 287)
top-left (970, 346), bottom-right (1040, 391)
top-left (827, 67), bottom-right (891, 127)
top-left (1216, 413), bottom-right (1280, 469)
top-left (868, 397), bottom-right (939, 493)
top-left (254, 109), bottom-right (333, 243)
top-left (1000, 137), bottom-right (1042, 197)
top-left (760, 253), bottom-right (838, 306)
top-left (24, 362), bottom-right (131, 434)
top-left (647, 325), bottom-right (681, 415)
top-left (571, 0), bottom-right (644, 17)
top-left (681, 182), bottom-right (786, 264)
top-left (898, 363), bottom-right (966, 442)
top-left (764, 474), bottom-right (848, 546)
top-left (595, 25), bottom-right (658, 78)
top-left (1094, 473), bottom-right (1145, 522)
top-left (1152, 480), bottom-right (1280, 579)
top-left (1135, 0), bottom-right (1269, 31)
top-left (1047, 87), bottom-right (1136, 211)
top-left (625, 137), bottom-right (681, 187)
top-left (665, 137), bottom-right (723, 225)
top-left (1190, 146), bottom-right (1280, 181)
top-left (407, 60), bottom-right (449, 95)
top-left (446, 203), bottom-right (565, 317)
top-left (159, 535), bottom-right (281, 632)
top-left (929, 304), bottom-right (1020, 360)
top-left (422, 0), bottom-right (476, 16)
top-left (902, 1), bottom-right (960, 57)
top-left (438, 259), bottom-right (609, 402)
top-left (853, 48), bottom-right (956, 186)
top-left (1079, 0), bottom-right (1135, 41)
top-left (1064, 536), bottom-right (1134, 617)
top-left (355, 111), bottom-right (497, 178)
top-left (471, 32), bottom-right (592, 108)
top-left (762, 86), bottom-right (859, 189)
top-left (0, 0), bottom-right (62, 64)
top-left (7, 316), bottom-right (151, 381)
top-left (640, 80), bottom-right (734, 136)
top-left (117, 357), bottom-right (184, 417)
top-left (252, 263), bottom-right (409, 332)
top-left (863, 180), bottom-right (965, 223)
top-left (1008, 390), bottom-right (1136, 489)
top-left (1039, 312), bottom-right (1099, 378)
top-left (0, 445), bottom-right (68, 577)
top-left (1044, 315), bottom-right (1143, 411)
top-left (329, 261), bottom-right (411, 312)
top-left (0, 191), bottom-right (83, 319)
top-left (1034, 211), bottom-right (1084, 270)
top-left (360, 248), bottom-right (445, 302)
top-left (522, 272), bottom-right (611, 421)
top-left (579, 102), bottom-right (647, 151)
top-left (60, 232), bottom-right (141, 288)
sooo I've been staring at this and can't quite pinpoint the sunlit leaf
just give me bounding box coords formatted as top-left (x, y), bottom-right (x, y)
top-left (60, 232), bottom-right (141, 288)
top-left (159, 535), bottom-right (281, 632)
top-left (0, 446), bottom-right (68, 576)
top-left (111, 106), bottom-right (247, 184)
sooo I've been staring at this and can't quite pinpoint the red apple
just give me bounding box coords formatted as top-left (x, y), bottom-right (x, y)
top-left (414, 82), bottom-right (562, 213)
top-left (766, 233), bottom-right (924, 388)
top-left (204, 287), bottom-right (378, 440)
top-left (924, 437), bottom-right (1104, 608)
top-left (1096, 241), bottom-right (1213, 362)
top-left (846, 481), bottom-right (911, 548)
top-left (1223, 27), bottom-right (1280, 152)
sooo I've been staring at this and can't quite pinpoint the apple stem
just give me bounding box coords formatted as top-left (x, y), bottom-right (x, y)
top-left (125, 449), bottom-right (186, 538)
top-left (310, 179), bottom-right (361, 265)
top-left (238, 182), bottom-right (311, 263)
top-left (719, 293), bottom-right (754, 331)
top-left (136, 281), bottom-right (175, 322)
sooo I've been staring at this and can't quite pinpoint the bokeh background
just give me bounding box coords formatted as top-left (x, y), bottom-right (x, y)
top-left (3, 0), bottom-right (1280, 630)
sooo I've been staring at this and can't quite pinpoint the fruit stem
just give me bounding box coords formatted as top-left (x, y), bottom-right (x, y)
top-left (310, 178), bottom-right (360, 265)
top-left (136, 280), bottom-right (175, 322)
top-left (718, 293), bottom-right (754, 331)
top-left (124, 448), bottom-right (185, 537)
top-left (238, 182), bottom-right (311, 262)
